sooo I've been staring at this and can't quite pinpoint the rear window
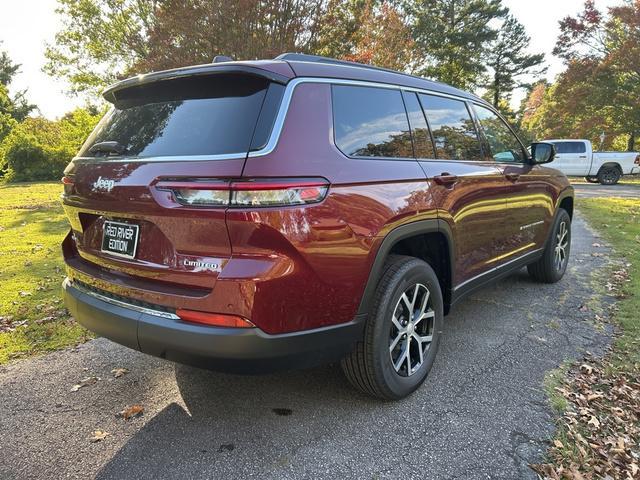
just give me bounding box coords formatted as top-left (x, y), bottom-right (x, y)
top-left (419, 94), bottom-right (482, 161)
top-left (79, 75), bottom-right (273, 158)
top-left (552, 141), bottom-right (587, 154)
top-left (332, 85), bottom-right (413, 159)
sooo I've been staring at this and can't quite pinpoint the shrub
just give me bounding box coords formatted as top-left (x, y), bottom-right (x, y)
top-left (0, 108), bottom-right (101, 182)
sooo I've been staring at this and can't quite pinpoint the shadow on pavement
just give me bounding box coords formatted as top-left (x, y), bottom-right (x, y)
top-left (95, 363), bottom-right (380, 479)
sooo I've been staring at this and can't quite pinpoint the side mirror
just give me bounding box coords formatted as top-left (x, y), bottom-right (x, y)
top-left (530, 142), bottom-right (556, 164)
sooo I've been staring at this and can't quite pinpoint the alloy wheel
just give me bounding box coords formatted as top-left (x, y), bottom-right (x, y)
top-left (602, 169), bottom-right (619, 184)
top-left (389, 283), bottom-right (435, 377)
top-left (554, 221), bottom-right (569, 271)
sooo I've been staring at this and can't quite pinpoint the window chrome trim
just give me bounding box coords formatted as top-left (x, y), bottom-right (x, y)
top-left (249, 77), bottom-right (487, 159)
top-left (71, 77), bottom-right (490, 164)
top-left (68, 279), bottom-right (180, 320)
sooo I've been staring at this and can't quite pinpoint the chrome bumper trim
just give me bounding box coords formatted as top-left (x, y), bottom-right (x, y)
top-left (65, 278), bottom-right (180, 320)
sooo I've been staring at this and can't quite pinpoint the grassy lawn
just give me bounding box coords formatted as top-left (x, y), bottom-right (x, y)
top-left (580, 198), bottom-right (640, 370)
top-left (534, 197), bottom-right (640, 478)
top-left (0, 182), bottom-right (91, 364)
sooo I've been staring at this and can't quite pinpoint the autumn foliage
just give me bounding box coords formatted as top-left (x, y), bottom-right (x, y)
top-left (522, 0), bottom-right (640, 151)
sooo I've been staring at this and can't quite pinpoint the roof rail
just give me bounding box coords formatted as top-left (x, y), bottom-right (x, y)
top-left (275, 53), bottom-right (407, 77)
top-left (212, 55), bottom-right (234, 63)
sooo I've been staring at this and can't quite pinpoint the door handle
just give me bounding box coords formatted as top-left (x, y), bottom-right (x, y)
top-left (433, 173), bottom-right (458, 186)
top-left (579, 156), bottom-right (587, 158)
top-left (505, 173), bottom-right (520, 182)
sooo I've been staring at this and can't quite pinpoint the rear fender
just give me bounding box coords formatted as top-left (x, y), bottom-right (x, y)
top-left (357, 219), bottom-right (454, 316)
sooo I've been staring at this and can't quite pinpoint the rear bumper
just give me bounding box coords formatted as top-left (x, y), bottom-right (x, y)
top-left (63, 278), bottom-right (365, 373)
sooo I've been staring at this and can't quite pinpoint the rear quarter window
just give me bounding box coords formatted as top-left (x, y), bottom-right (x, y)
top-left (553, 142), bottom-right (587, 154)
top-left (78, 74), bottom-right (274, 159)
top-left (332, 85), bottom-right (413, 159)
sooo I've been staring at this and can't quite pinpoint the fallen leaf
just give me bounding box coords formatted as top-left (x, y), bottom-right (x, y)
top-left (580, 364), bottom-right (593, 375)
top-left (119, 404), bottom-right (144, 420)
top-left (111, 368), bottom-right (129, 378)
top-left (90, 430), bottom-right (109, 442)
top-left (587, 415), bottom-right (600, 429)
top-left (70, 376), bottom-right (99, 392)
top-left (554, 439), bottom-right (564, 448)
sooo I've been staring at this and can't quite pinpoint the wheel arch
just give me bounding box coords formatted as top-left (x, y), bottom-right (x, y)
top-left (357, 220), bottom-right (454, 317)
top-left (558, 196), bottom-right (574, 219)
top-left (599, 162), bottom-right (623, 174)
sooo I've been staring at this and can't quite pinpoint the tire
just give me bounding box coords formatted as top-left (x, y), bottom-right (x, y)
top-left (341, 255), bottom-right (443, 400)
top-left (598, 166), bottom-right (621, 185)
top-left (527, 209), bottom-right (571, 283)
top-left (585, 176), bottom-right (599, 183)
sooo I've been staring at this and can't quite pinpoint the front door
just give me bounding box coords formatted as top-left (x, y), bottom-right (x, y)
top-left (472, 104), bottom-right (554, 262)
top-left (549, 141), bottom-right (589, 176)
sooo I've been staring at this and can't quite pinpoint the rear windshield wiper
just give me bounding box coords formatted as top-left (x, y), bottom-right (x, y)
top-left (88, 141), bottom-right (128, 156)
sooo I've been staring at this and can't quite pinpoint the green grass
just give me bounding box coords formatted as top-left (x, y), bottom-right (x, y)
top-left (543, 363), bottom-right (571, 413)
top-left (579, 197), bottom-right (640, 371)
top-left (0, 182), bottom-right (91, 363)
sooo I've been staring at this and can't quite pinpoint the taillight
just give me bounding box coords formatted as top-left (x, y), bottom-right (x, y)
top-left (635, 154), bottom-right (640, 165)
top-left (156, 178), bottom-right (329, 207)
top-left (176, 309), bottom-right (254, 328)
top-left (61, 176), bottom-right (75, 195)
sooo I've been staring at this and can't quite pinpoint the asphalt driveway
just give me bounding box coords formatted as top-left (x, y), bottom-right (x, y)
top-left (572, 181), bottom-right (640, 199)
top-left (0, 214), bottom-right (615, 480)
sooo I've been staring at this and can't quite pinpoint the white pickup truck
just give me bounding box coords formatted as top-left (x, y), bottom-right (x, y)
top-left (544, 139), bottom-right (640, 185)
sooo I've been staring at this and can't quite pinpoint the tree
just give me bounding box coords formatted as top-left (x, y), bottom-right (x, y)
top-left (44, 0), bottom-right (160, 96)
top-left (484, 15), bottom-right (545, 108)
top-left (404, 0), bottom-right (506, 90)
top-left (548, 0), bottom-right (640, 151)
top-left (0, 49), bottom-right (20, 87)
top-left (313, 1), bottom-right (414, 70)
top-left (0, 44), bottom-right (36, 143)
top-left (45, 0), bottom-right (328, 95)
top-left (313, 0), bottom-right (366, 59)
top-left (0, 43), bottom-right (35, 122)
top-left (0, 107), bottom-right (102, 181)
top-left (138, 0), bottom-right (325, 71)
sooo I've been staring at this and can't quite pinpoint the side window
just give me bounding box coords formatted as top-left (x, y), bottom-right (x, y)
top-left (332, 85), bottom-right (413, 159)
top-left (402, 91), bottom-right (435, 159)
top-left (553, 142), bottom-right (585, 154)
top-left (473, 105), bottom-right (526, 163)
top-left (419, 94), bottom-right (482, 161)
top-left (554, 142), bottom-right (569, 154)
top-left (568, 142), bottom-right (586, 154)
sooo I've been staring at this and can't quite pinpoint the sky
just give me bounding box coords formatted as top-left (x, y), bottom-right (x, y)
top-left (0, 0), bottom-right (623, 119)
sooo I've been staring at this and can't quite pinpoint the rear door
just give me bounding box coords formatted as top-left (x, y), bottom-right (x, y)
top-left (472, 104), bottom-right (553, 261)
top-left (414, 92), bottom-right (511, 286)
top-left (550, 141), bottom-right (589, 175)
top-left (62, 73), bottom-right (284, 300)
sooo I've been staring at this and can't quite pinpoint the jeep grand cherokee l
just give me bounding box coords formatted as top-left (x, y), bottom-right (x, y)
top-left (61, 53), bottom-right (574, 400)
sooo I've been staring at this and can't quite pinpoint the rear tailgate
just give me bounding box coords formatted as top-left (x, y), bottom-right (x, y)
top-left (62, 69), bottom-right (288, 308)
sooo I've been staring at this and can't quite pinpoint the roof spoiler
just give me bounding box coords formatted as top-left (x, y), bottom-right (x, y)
top-left (102, 63), bottom-right (290, 104)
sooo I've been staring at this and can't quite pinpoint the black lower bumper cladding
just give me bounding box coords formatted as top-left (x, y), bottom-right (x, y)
top-left (63, 278), bottom-right (364, 374)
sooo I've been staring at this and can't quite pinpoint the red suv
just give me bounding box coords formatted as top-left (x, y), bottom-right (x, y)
top-left (61, 54), bottom-right (574, 399)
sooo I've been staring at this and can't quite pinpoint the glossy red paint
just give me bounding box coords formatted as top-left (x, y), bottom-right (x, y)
top-left (61, 58), bottom-right (572, 339)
